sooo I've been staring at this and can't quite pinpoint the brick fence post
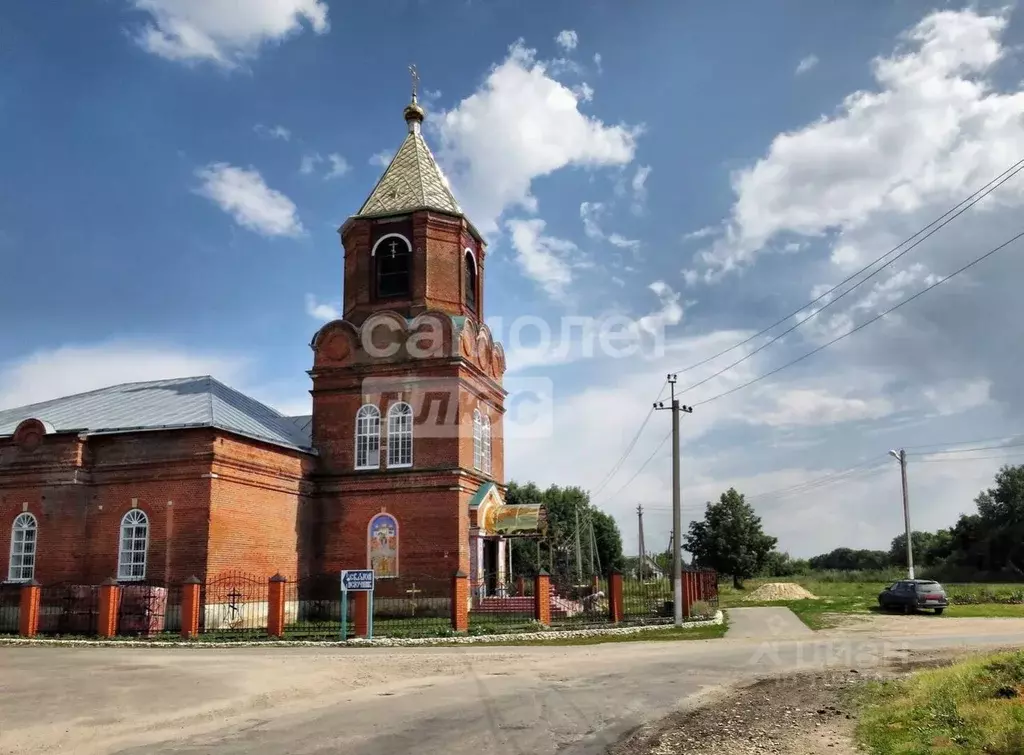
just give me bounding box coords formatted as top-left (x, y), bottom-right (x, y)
top-left (607, 570), bottom-right (624, 623)
top-left (682, 572), bottom-right (693, 620)
top-left (18, 580), bottom-right (41, 637)
top-left (353, 591), bottom-right (370, 638)
top-left (534, 570), bottom-right (551, 626)
top-left (180, 576), bottom-right (201, 639)
top-left (97, 578), bottom-right (120, 638)
top-left (451, 570), bottom-right (469, 633)
top-left (267, 574), bottom-right (286, 638)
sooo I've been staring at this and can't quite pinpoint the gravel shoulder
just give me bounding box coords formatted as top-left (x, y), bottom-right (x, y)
top-left (607, 647), bottom-right (1007, 755)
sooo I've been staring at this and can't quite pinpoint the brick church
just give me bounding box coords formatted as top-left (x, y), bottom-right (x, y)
top-left (0, 85), bottom-right (543, 594)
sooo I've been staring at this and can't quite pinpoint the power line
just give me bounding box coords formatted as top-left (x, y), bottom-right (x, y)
top-left (746, 457), bottom-right (889, 504)
top-left (691, 227), bottom-right (1024, 408)
top-left (907, 439), bottom-right (1024, 455)
top-left (667, 158), bottom-right (1024, 380)
top-left (593, 429), bottom-right (673, 506)
top-left (675, 160), bottom-right (1024, 398)
top-left (904, 434), bottom-right (1024, 451)
top-left (914, 454), bottom-right (1024, 463)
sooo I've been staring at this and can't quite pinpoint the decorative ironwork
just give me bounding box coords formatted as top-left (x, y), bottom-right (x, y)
top-left (200, 571), bottom-right (268, 637)
top-left (38, 583), bottom-right (98, 636)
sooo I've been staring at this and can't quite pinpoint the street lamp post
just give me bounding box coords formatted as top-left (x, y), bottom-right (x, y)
top-left (889, 449), bottom-right (915, 579)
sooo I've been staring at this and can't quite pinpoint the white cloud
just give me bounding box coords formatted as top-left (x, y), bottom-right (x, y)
top-left (795, 54), bottom-right (819, 75)
top-left (579, 201), bottom-right (640, 250)
top-left (325, 153), bottom-right (350, 179)
top-left (693, 8), bottom-right (1024, 281)
top-left (750, 388), bottom-right (894, 427)
top-left (435, 41), bottom-right (640, 234)
top-left (682, 226), bottom-right (718, 242)
top-left (637, 280), bottom-right (684, 336)
top-left (555, 30), bottom-right (579, 52)
top-left (299, 153), bottom-right (322, 175)
top-left (0, 342), bottom-right (247, 411)
top-left (593, 52), bottom-right (603, 73)
top-left (572, 82), bottom-right (595, 103)
top-left (506, 217), bottom-right (575, 298)
top-left (630, 164), bottom-right (651, 215)
top-left (254, 123), bottom-right (291, 141)
top-left (129, 0), bottom-right (329, 69)
top-left (304, 294), bottom-right (341, 322)
top-left (369, 150), bottom-right (394, 168)
top-left (194, 162), bottom-right (303, 237)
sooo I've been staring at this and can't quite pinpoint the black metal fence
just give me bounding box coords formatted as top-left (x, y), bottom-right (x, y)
top-left (373, 574), bottom-right (452, 638)
top-left (38, 583), bottom-right (98, 636)
top-left (549, 572), bottom-right (611, 628)
top-left (0, 584), bottom-right (19, 634)
top-left (200, 571), bottom-right (269, 639)
top-left (116, 581), bottom-right (177, 638)
top-left (283, 574), bottom-right (353, 640)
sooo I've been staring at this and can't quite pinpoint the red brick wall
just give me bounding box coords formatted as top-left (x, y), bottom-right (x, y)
top-left (206, 436), bottom-right (314, 580)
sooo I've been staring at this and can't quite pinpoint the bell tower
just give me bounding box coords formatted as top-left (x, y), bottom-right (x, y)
top-left (308, 70), bottom-right (528, 590)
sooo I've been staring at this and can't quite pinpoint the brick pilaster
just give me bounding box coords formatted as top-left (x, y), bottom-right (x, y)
top-left (267, 574), bottom-right (286, 638)
top-left (18, 580), bottom-right (41, 638)
top-left (353, 591), bottom-right (370, 637)
top-left (97, 579), bottom-right (120, 638)
top-left (534, 570), bottom-right (551, 626)
top-left (608, 570), bottom-right (624, 623)
top-left (451, 570), bottom-right (469, 633)
top-left (180, 576), bottom-right (201, 639)
top-left (682, 571), bottom-right (693, 619)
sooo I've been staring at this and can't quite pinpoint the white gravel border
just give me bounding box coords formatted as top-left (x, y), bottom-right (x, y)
top-left (0, 611), bottom-right (722, 648)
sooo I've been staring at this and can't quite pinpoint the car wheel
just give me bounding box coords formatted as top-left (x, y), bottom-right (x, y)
top-left (935, 607), bottom-right (944, 616)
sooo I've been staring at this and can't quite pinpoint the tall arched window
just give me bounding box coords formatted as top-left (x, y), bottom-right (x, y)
top-left (375, 235), bottom-right (412, 298)
top-left (8, 513), bottom-right (37, 582)
top-left (387, 402), bottom-right (413, 468)
top-left (465, 251), bottom-right (477, 313)
top-left (473, 409), bottom-right (484, 471)
top-left (355, 404), bottom-right (381, 470)
top-left (118, 509), bottom-right (149, 582)
top-left (482, 415), bottom-right (492, 475)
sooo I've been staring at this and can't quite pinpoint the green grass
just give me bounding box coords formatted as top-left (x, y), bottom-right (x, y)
top-left (856, 650), bottom-right (1024, 754)
top-left (719, 577), bottom-right (1024, 629)
top-left (427, 620), bottom-right (729, 647)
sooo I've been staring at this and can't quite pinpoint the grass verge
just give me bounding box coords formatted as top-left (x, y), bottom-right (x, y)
top-left (719, 578), bottom-right (1024, 629)
top-left (856, 650), bottom-right (1024, 754)
top-left (428, 621), bottom-right (729, 647)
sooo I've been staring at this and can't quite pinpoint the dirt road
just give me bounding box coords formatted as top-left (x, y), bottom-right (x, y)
top-left (2, 613), bottom-right (1023, 754)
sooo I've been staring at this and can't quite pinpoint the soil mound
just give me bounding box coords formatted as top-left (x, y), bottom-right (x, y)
top-left (744, 582), bottom-right (818, 601)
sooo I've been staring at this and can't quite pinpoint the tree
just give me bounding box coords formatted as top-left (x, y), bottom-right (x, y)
top-left (684, 488), bottom-right (777, 589)
top-left (761, 550), bottom-right (809, 577)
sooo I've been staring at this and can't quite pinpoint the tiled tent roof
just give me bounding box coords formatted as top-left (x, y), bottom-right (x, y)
top-left (356, 130), bottom-right (463, 218)
top-left (0, 376), bottom-right (314, 453)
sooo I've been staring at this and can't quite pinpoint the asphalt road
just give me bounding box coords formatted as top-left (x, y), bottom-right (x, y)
top-left (3, 613), bottom-right (1024, 755)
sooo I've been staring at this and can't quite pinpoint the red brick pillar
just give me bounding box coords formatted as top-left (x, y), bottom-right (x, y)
top-left (682, 572), bottom-right (693, 619)
top-left (353, 591), bottom-right (370, 638)
top-left (451, 571), bottom-right (469, 633)
top-left (18, 580), bottom-right (41, 638)
top-left (97, 579), bottom-right (121, 638)
top-left (607, 570), bottom-right (624, 623)
top-left (534, 570), bottom-right (551, 626)
top-left (267, 574), bottom-right (286, 638)
top-left (515, 576), bottom-right (525, 597)
top-left (180, 576), bottom-right (201, 639)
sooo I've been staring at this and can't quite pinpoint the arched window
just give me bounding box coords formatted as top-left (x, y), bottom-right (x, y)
top-left (8, 513), bottom-right (37, 582)
top-left (375, 235), bottom-right (412, 298)
top-left (473, 409), bottom-right (484, 471)
top-left (387, 402), bottom-right (413, 468)
top-left (465, 251), bottom-right (477, 313)
top-left (482, 415), bottom-right (492, 475)
top-left (118, 509), bottom-right (149, 582)
top-left (355, 404), bottom-right (381, 470)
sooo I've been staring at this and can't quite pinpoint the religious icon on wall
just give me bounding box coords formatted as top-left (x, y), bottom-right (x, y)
top-left (368, 513), bottom-right (399, 578)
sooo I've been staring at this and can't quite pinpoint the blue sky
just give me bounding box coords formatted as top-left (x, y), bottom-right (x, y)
top-left (3, 1), bottom-right (1024, 557)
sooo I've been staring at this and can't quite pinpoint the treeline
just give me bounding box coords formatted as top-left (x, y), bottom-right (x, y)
top-left (761, 464), bottom-right (1024, 581)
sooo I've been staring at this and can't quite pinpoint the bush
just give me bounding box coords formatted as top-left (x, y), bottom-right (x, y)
top-left (689, 600), bottom-right (714, 618)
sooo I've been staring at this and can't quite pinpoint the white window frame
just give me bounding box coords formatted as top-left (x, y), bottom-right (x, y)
top-left (355, 404), bottom-right (382, 470)
top-left (473, 409), bottom-right (483, 471)
top-left (482, 415), bottom-right (492, 475)
top-left (7, 512), bottom-right (37, 583)
top-left (117, 509), bottom-right (149, 582)
top-left (387, 402), bottom-right (414, 469)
